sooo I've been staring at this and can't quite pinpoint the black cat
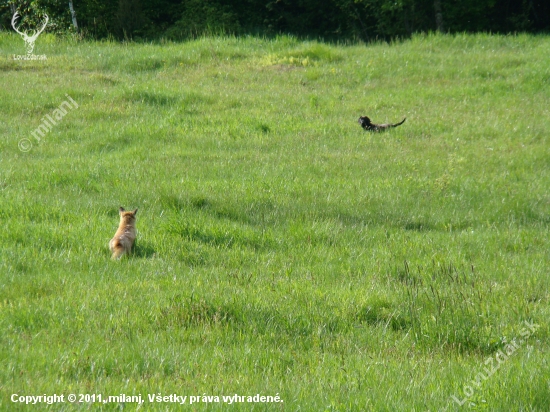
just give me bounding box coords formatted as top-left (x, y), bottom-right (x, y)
top-left (358, 116), bottom-right (406, 132)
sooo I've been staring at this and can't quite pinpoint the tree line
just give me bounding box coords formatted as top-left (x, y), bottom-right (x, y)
top-left (1, 0), bottom-right (548, 41)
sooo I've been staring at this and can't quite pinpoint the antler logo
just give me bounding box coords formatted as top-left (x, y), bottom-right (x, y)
top-left (11, 11), bottom-right (48, 57)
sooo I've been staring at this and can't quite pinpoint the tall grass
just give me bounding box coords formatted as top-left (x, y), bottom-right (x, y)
top-left (0, 32), bottom-right (549, 411)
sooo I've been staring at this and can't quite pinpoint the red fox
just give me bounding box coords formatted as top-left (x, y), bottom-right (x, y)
top-left (109, 207), bottom-right (138, 259)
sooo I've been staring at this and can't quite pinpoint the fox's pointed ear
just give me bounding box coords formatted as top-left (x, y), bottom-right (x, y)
top-left (132, 208), bottom-right (138, 215)
top-left (119, 207), bottom-right (125, 214)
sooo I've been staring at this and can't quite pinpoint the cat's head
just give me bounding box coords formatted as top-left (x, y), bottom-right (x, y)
top-left (358, 116), bottom-right (372, 127)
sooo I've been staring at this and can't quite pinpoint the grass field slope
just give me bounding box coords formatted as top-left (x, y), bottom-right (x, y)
top-left (0, 32), bottom-right (549, 411)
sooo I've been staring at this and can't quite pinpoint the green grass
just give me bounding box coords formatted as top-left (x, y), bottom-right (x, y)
top-left (0, 32), bottom-right (549, 411)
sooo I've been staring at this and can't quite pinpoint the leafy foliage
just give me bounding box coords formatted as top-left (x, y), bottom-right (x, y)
top-left (0, 0), bottom-right (548, 40)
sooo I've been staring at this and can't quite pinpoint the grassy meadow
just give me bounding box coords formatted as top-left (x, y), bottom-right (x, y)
top-left (0, 32), bottom-right (549, 410)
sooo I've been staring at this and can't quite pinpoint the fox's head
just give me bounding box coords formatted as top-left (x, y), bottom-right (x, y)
top-left (119, 207), bottom-right (138, 223)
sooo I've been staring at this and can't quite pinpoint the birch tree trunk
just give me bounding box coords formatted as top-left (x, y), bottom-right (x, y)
top-left (69, 0), bottom-right (79, 31)
top-left (434, 0), bottom-right (444, 33)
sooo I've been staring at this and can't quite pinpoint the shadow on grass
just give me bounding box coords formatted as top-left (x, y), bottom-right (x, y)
top-left (132, 241), bottom-right (156, 258)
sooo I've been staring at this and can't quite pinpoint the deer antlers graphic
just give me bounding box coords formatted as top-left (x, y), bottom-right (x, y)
top-left (11, 11), bottom-right (49, 55)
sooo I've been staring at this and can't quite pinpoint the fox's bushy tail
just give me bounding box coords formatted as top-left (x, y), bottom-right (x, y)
top-left (110, 240), bottom-right (126, 260)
